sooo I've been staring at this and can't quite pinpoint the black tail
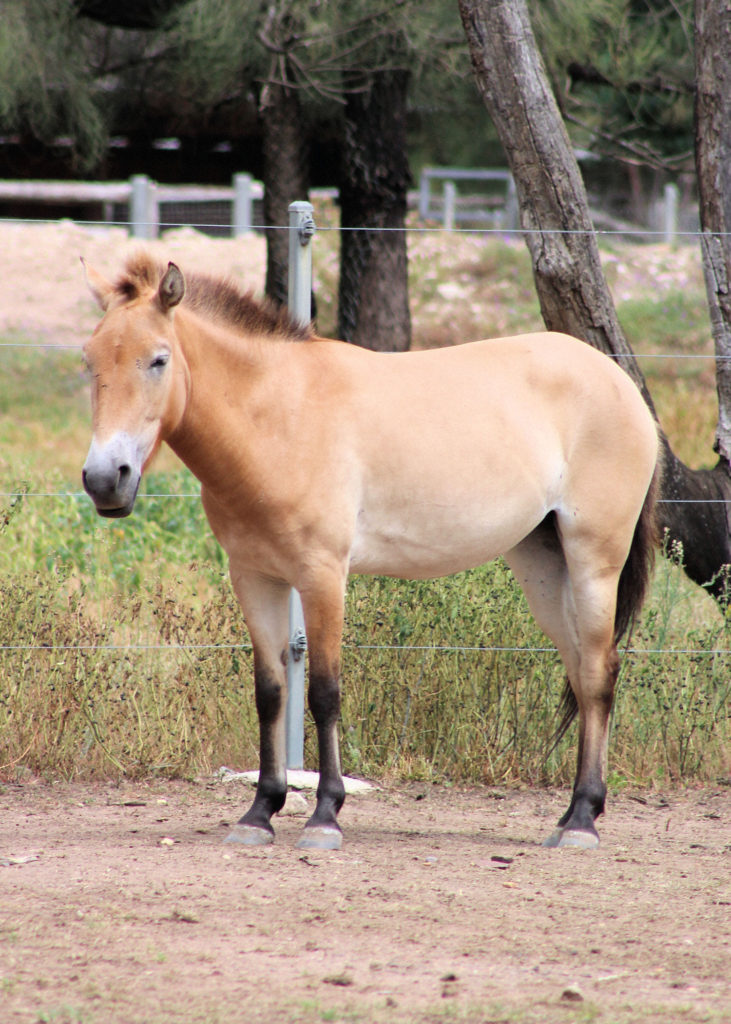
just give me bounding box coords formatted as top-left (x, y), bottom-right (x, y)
top-left (552, 443), bottom-right (663, 747)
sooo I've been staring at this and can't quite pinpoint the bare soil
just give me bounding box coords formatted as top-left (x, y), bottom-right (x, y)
top-left (1, 777), bottom-right (729, 1024)
top-left (0, 222), bottom-right (268, 348)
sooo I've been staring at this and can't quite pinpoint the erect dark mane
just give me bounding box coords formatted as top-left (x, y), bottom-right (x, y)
top-left (114, 251), bottom-right (312, 341)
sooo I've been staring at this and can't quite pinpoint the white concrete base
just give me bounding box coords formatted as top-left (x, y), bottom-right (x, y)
top-left (215, 766), bottom-right (375, 796)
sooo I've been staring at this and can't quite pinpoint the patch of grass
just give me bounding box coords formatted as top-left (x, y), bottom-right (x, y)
top-left (36, 1007), bottom-right (90, 1024)
top-left (1, 524), bottom-right (728, 786)
top-left (616, 286), bottom-right (717, 467)
top-left (0, 567), bottom-right (258, 779)
top-left (0, 344), bottom-right (89, 486)
top-left (0, 467), bottom-right (223, 586)
top-left (0, 239), bottom-right (728, 787)
top-left (619, 291), bottom-right (711, 357)
top-left (340, 565), bottom-right (570, 784)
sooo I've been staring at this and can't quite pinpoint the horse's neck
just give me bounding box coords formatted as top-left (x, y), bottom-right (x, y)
top-left (166, 313), bottom-right (283, 490)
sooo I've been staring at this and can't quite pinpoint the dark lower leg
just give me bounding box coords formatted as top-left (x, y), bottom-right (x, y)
top-left (238, 664), bottom-right (287, 834)
top-left (557, 776), bottom-right (607, 833)
top-left (304, 670), bottom-right (345, 833)
top-left (557, 651), bottom-right (617, 836)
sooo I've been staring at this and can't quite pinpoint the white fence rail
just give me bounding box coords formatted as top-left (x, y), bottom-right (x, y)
top-left (418, 167), bottom-right (519, 230)
top-left (0, 168), bottom-right (689, 242)
top-left (0, 173), bottom-right (263, 238)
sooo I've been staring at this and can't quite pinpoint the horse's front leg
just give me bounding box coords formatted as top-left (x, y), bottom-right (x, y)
top-left (224, 572), bottom-right (291, 847)
top-left (296, 568), bottom-right (347, 851)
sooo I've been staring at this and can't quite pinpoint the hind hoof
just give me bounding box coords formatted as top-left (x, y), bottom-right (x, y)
top-left (543, 827), bottom-right (599, 850)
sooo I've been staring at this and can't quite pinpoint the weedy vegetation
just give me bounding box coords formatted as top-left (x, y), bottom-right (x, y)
top-left (0, 229), bottom-right (729, 786)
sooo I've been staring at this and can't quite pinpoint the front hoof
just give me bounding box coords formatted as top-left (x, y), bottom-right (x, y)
top-left (224, 823), bottom-right (274, 847)
top-left (543, 827), bottom-right (599, 850)
top-left (296, 825), bottom-right (342, 851)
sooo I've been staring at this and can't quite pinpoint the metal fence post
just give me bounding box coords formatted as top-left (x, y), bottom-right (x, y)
top-left (663, 182), bottom-right (679, 247)
top-left (504, 175), bottom-right (519, 232)
top-left (130, 174), bottom-right (158, 239)
top-left (232, 173), bottom-right (253, 237)
top-left (443, 180), bottom-right (456, 230)
top-left (285, 200), bottom-right (316, 770)
top-left (418, 169), bottom-right (431, 220)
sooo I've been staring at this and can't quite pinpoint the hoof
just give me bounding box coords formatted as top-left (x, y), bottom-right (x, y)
top-left (223, 823), bottom-right (274, 847)
top-left (543, 827), bottom-right (599, 850)
top-left (296, 825), bottom-right (342, 851)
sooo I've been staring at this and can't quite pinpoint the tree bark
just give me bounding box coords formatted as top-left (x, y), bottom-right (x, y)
top-left (338, 70), bottom-right (411, 351)
top-left (459, 0), bottom-right (731, 600)
top-left (259, 78), bottom-right (309, 308)
top-left (695, 0), bottom-right (731, 464)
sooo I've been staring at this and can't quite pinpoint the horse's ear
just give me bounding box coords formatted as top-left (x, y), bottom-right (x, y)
top-left (81, 258), bottom-right (114, 311)
top-left (157, 262), bottom-right (185, 314)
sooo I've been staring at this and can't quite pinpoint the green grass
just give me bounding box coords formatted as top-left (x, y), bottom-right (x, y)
top-left (0, 237), bottom-right (729, 785)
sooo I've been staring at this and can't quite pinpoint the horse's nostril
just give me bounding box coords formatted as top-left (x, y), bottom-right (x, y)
top-left (118, 464), bottom-right (131, 482)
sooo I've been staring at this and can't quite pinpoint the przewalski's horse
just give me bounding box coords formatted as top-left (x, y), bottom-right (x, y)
top-left (81, 253), bottom-right (661, 851)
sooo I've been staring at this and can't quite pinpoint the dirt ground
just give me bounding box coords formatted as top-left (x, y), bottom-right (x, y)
top-left (0, 221), bottom-right (269, 348)
top-left (1, 777), bottom-right (729, 1024)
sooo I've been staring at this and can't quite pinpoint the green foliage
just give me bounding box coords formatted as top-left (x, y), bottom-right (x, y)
top-left (339, 567), bottom-right (570, 784)
top-left (0, 0), bottom-right (700, 181)
top-left (159, 0), bottom-right (262, 111)
top-left (0, 240), bottom-right (728, 787)
top-left (0, 566), bottom-right (258, 779)
top-left (162, 0), bottom-right (460, 119)
top-left (1, 524), bottom-right (728, 784)
top-left (0, 470), bottom-right (224, 589)
top-left (0, 1), bottom-right (109, 169)
top-left (0, 343), bottom-right (84, 423)
top-left (615, 544), bottom-right (731, 783)
top-left (619, 291), bottom-right (709, 358)
top-left (530, 0), bottom-right (695, 167)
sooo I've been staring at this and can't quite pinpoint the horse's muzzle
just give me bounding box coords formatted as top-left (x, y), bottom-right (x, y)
top-left (82, 434), bottom-right (141, 518)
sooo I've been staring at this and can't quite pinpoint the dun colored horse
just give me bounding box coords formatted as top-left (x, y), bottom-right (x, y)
top-left (81, 253), bottom-right (661, 851)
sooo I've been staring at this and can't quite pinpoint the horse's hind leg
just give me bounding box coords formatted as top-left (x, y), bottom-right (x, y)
top-left (505, 518), bottom-right (620, 849)
top-left (543, 566), bottom-right (621, 849)
top-left (224, 571), bottom-right (291, 846)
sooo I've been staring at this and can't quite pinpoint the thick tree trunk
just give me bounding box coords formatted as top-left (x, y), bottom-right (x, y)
top-left (338, 70), bottom-right (411, 351)
top-left (459, 0), bottom-right (731, 600)
top-left (259, 78), bottom-right (309, 308)
top-left (695, 0), bottom-right (731, 464)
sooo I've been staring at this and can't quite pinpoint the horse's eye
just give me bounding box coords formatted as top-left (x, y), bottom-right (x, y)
top-left (149, 353), bottom-right (169, 371)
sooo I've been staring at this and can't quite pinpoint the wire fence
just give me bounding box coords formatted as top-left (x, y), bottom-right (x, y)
top-left (3, 215), bottom-right (728, 241)
top-left (1, 206), bottom-right (730, 669)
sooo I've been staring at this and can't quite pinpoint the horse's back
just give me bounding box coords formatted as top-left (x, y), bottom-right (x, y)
top-left (324, 331), bottom-right (658, 578)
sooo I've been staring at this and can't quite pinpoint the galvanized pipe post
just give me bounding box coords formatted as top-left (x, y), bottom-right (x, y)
top-left (443, 180), bottom-right (457, 230)
top-left (285, 200), bottom-right (315, 769)
top-left (663, 182), bottom-right (679, 247)
top-left (232, 173), bottom-right (254, 237)
top-left (130, 174), bottom-right (158, 240)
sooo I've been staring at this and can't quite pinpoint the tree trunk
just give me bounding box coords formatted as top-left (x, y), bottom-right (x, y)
top-left (459, 0), bottom-right (731, 600)
top-left (338, 70), bottom-right (411, 351)
top-left (259, 77), bottom-right (309, 308)
top-left (695, 0), bottom-right (731, 464)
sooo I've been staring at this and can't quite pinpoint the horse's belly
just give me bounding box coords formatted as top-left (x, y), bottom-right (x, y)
top-left (348, 502), bottom-right (544, 580)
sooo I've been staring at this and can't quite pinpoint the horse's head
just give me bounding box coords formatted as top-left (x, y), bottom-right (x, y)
top-left (81, 259), bottom-right (189, 518)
